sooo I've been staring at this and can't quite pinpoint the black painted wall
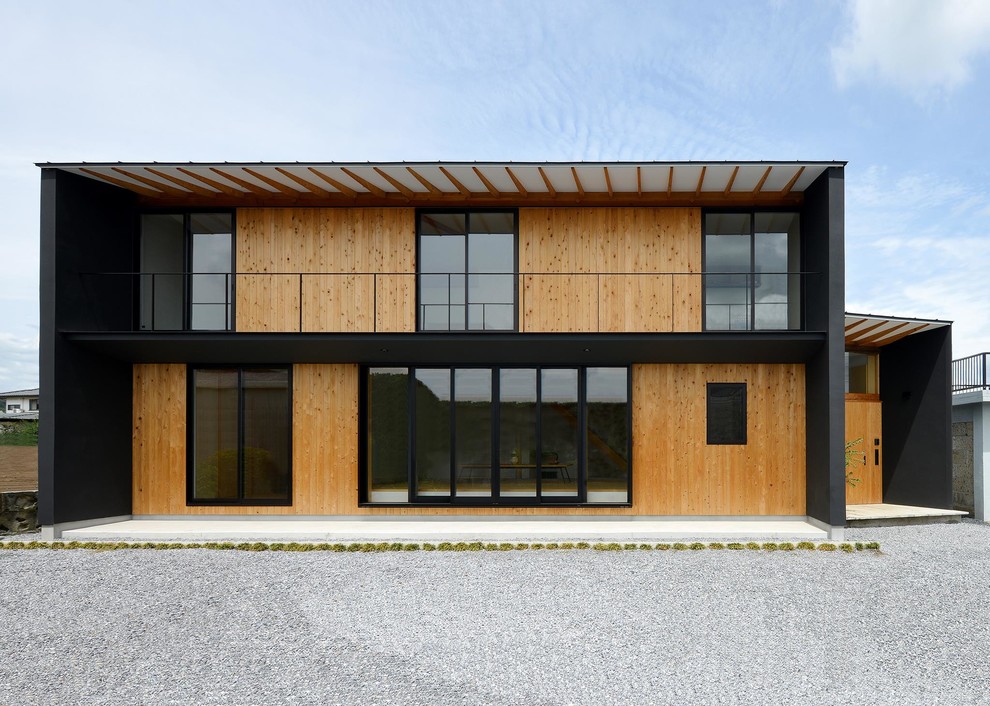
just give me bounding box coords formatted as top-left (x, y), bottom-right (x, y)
top-left (39, 169), bottom-right (137, 526)
top-left (801, 167), bottom-right (846, 526)
top-left (880, 326), bottom-right (952, 508)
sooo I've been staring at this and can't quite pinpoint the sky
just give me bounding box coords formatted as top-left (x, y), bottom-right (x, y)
top-left (1, 0), bottom-right (989, 391)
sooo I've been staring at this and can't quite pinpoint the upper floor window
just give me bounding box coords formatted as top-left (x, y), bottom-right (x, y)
top-left (704, 212), bottom-right (801, 331)
top-left (418, 211), bottom-right (516, 331)
top-left (139, 212), bottom-right (233, 331)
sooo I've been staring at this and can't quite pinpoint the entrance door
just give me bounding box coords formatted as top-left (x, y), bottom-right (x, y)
top-left (845, 398), bottom-right (882, 504)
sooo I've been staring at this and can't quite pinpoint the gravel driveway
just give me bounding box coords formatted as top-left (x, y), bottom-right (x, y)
top-left (1, 521), bottom-right (989, 705)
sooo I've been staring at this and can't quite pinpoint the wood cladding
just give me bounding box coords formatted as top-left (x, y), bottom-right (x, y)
top-left (133, 362), bottom-right (806, 517)
top-left (631, 363), bottom-right (807, 515)
top-left (518, 207), bottom-right (702, 333)
top-left (235, 208), bottom-right (415, 333)
top-left (845, 398), bottom-right (883, 504)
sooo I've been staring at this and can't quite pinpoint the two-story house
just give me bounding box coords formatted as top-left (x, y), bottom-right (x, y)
top-left (37, 161), bottom-right (953, 538)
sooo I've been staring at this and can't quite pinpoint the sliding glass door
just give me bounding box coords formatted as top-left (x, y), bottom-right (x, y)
top-left (366, 366), bottom-right (630, 505)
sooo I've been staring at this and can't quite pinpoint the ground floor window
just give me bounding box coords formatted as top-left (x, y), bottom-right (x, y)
top-left (364, 366), bottom-right (630, 505)
top-left (189, 367), bottom-right (292, 505)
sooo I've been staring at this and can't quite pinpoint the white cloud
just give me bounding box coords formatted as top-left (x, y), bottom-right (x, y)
top-left (832, 0), bottom-right (990, 98)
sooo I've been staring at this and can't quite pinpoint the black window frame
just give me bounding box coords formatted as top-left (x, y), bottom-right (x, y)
top-left (701, 208), bottom-right (803, 332)
top-left (186, 364), bottom-right (293, 506)
top-left (706, 382), bottom-right (747, 445)
top-left (415, 208), bottom-right (519, 333)
top-left (137, 210), bottom-right (236, 332)
top-left (359, 364), bottom-right (632, 507)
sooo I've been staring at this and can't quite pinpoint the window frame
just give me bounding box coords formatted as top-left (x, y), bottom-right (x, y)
top-left (137, 210), bottom-right (236, 332)
top-left (186, 364), bottom-right (293, 506)
top-left (359, 364), bottom-right (632, 507)
top-left (415, 208), bottom-right (519, 333)
top-left (701, 208), bottom-right (803, 332)
top-left (706, 382), bottom-right (748, 446)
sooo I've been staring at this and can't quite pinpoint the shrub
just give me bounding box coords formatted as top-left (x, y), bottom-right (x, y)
top-left (797, 541), bottom-right (815, 550)
top-left (672, 543), bottom-right (688, 550)
top-left (778, 542), bottom-right (794, 551)
top-left (762, 543), bottom-right (779, 552)
top-left (655, 543), bottom-right (671, 550)
top-left (726, 542), bottom-right (744, 550)
top-left (745, 542), bottom-right (761, 550)
top-left (818, 543), bottom-right (836, 552)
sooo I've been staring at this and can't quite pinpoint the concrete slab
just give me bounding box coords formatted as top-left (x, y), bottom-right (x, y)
top-left (60, 517), bottom-right (830, 542)
top-left (846, 503), bottom-right (967, 527)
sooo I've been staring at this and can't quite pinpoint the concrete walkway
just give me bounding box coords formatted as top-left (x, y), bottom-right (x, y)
top-left (59, 517), bottom-right (830, 542)
top-left (846, 503), bottom-right (967, 526)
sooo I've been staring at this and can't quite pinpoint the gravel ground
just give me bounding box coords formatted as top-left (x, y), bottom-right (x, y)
top-left (1, 521), bottom-right (989, 705)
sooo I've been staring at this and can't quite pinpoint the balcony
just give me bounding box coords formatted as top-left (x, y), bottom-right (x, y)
top-left (953, 353), bottom-right (990, 393)
top-left (74, 271), bottom-right (814, 335)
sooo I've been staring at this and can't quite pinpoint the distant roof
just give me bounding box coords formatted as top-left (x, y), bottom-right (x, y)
top-left (37, 160), bottom-right (845, 208)
top-left (0, 388), bottom-right (39, 397)
top-left (845, 313), bottom-right (950, 348)
top-left (0, 411), bottom-right (38, 421)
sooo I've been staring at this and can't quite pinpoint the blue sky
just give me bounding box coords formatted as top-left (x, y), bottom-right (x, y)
top-left (1, 0), bottom-right (989, 391)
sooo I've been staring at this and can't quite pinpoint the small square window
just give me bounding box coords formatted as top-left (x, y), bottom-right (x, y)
top-left (707, 383), bottom-right (746, 445)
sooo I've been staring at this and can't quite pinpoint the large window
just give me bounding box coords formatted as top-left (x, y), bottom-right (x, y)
top-left (418, 211), bottom-right (516, 331)
top-left (189, 367), bottom-right (291, 505)
top-left (704, 212), bottom-right (800, 330)
top-left (365, 366), bottom-right (630, 505)
top-left (140, 212), bottom-right (233, 331)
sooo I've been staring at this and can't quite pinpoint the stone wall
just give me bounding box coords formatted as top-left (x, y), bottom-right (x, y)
top-left (953, 421), bottom-right (974, 513)
top-left (0, 491), bottom-right (37, 534)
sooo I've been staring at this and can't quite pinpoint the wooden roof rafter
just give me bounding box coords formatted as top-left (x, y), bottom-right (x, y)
top-left (504, 167), bottom-right (527, 196)
top-left (78, 168), bottom-right (164, 198)
top-left (472, 167), bottom-right (501, 198)
top-left (537, 167), bottom-right (557, 197)
top-left (111, 167), bottom-right (188, 197)
top-left (209, 168), bottom-right (272, 197)
top-left (274, 167), bottom-right (332, 197)
top-left (694, 166), bottom-right (707, 197)
top-left (405, 167), bottom-right (443, 195)
top-left (373, 167), bottom-right (415, 199)
top-left (340, 167), bottom-right (386, 197)
top-left (144, 167), bottom-right (217, 197)
top-left (242, 167), bottom-right (300, 197)
top-left (571, 167), bottom-right (585, 198)
top-left (666, 166), bottom-right (673, 196)
top-left (603, 166), bottom-right (614, 198)
top-left (753, 166), bottom-right (773, 194)
top-left (307, 168), bottom-right (358, 197)
top-left (724, 166), bottom-right (739, 195)
top-left (781, 166), bottom-right (806, 195)
top-left (438, 167), bottom-right (471, 196)
top-left (176, 167), bottom-right (248, 196)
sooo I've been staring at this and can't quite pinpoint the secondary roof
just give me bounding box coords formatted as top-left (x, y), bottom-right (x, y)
top-left (37, 161), bottom-right (844, 208)
top-left (845, 313), bottom-right (950, 348)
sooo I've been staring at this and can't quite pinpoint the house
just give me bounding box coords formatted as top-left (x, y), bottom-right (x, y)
top-left (952, 353), bottom-right (989, 520)
top-left (0, 388), bottom-right (39, 420)
top-left (36, 160), bottom-right (954, 538)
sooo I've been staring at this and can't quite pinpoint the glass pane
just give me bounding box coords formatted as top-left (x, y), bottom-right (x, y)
top-left (415, 369), bottom-right (451, 496)
top-left (587, 368), bottom-right (629, 503)
top-left (754, 212), bottom-right (797, 330)
top-left (469, 212), bottom-right (514, 235)
top-left (140, 214), bottom-right (184, 331)
top-left (420, 213), bottom-right (465, 236)
top-left (499, 369), bottom-right (537, 498)
top-left (192, 369), bottom-right (239, 501)
top-left (846, 353), bottom-right (878, 394)
top-left (468, 232), bottom-right (514, 273)
top-left (705, 213), bottom-right (752, 331)
top-left (540, 369), bottom-right (579, 496)
top-left (708, 384), bottom-right (747, 445)
top-left (242, 369), bottom-right (290, 501)
top-left (368, 368), bottom-right (409, 502)
top-left (191, 215), bottom-right (232, 331)
top-left (455, 369), bottom-right (492, 497)
top-left (420, 234), bottom-right (465, 273)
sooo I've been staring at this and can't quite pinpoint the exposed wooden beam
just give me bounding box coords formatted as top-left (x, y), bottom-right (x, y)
top-left (438, 166), bottom-right (471, 196)
top-left (571, 167), bottom-right (585, 197)
top-left (472, 167), bottom-right (501, 198)
top-left (538, 167), bottom-right (557, 197)
top-left (874, 323), bottom-right (930, 346)
top-left (406, 167), bottom-right (443, 195)
top-left (845, 318), bottom-right (868, 331)
top-left (636, 167), bottom-right (642, 197)
top-left (373, 167), bottom-right (415, 199)
top-left (176, 167), bottom-right (247, 196)
top-left (724, 165), bottom-right (740, 195)
top-left (603, 167), bottom-right (613, 197)
top-left (845, 319), bottom-right (890, 342)
top-left (340, 167), bottom-right (386, 197)
top-left (781, 166), bottom-right (806, 195)
top-left (504, 167), bottom-right (527, 196)
top-left (145, 167), bottom-right (218, 197)
top-left (857, 322), bottom-right (912, 346)
top-left (210, 168), bottom-right (272, 197)
top-left (753, 166), bottom-right (773, 194)
top-left (666, 166), bottom-right (673, 196)
top-left (111, 167), bottom-right (188, 197)
top-left (242, 167), bottom-right (300, 196)
top-left (307, 168), bottom-right (358, 197)
top-left (274, 167), bottom-right (332, 197)
top-left (79, 168), bottom-right (165, 198)
top-left (694, 166), bottom-right (707, 197)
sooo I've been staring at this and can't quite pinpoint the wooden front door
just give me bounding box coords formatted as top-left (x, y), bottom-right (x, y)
top-left (845, 398), bottom-right (882, 504)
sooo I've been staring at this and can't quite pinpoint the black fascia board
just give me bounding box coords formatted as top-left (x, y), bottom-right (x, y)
top-left (63, 331), bottom-right (825, 366)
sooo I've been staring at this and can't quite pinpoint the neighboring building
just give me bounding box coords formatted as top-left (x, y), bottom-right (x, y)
top-left (36, 161), bottom-right (953, 538)
top-left (0, 388), bottom-right (39, 420)
top-left (952, 353), bottom-right (990, 520)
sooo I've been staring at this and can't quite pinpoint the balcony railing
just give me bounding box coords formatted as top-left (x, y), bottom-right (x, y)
top-left (76, 271), bottom-right (815, 334)
top-left (952, 353), bottom-right (990, 393)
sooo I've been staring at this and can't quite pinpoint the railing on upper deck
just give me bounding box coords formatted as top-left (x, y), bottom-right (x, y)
top-left (952, 353), bottom-right (990, 393)
top-left (75, 271), bottom-right (815, 334)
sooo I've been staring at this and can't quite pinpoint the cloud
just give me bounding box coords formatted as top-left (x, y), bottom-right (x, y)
top-left (832, 0), bottom-right (990, 98)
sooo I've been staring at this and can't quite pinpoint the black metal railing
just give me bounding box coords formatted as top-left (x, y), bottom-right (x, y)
top-left (952, 352), bottom-right (990, 393)
top-left (77, 271), bottom-right (815, 334)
